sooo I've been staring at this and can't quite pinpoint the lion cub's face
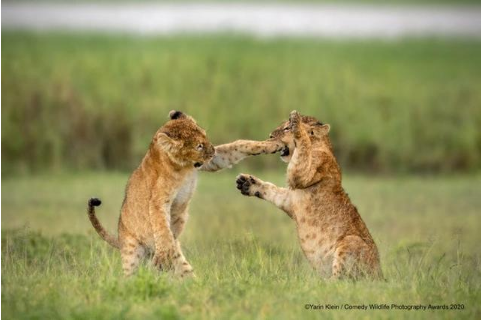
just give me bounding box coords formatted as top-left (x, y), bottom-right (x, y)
top-left (269, 115), bottom-right (330, 163)
top-left (155, 111), bottom-right (215, 168)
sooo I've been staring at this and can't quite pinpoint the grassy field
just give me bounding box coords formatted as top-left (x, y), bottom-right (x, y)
top-left (2, 169), bottom-right (480, 319)
top-left (2, 33), bottom-right (480, 174)
top-left (1, 29), bottom-right (480, 319)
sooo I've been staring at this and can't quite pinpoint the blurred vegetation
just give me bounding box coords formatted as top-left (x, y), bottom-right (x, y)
top-left (3, 0), bottom-right (481, 4)
top-left (2, 172), bottom-right (480, 318)
top-left (2, 33), bottom-right (480, 175)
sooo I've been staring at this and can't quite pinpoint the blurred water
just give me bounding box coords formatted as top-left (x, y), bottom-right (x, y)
top-left (2, 3), bottom-right (480, 38)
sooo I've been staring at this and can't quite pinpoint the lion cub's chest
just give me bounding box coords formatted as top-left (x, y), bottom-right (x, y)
top-left (172, 171), bottom-right (198, 209)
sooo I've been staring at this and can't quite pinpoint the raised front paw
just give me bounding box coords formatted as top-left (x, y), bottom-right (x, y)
top-left (246, 140), bottom-right (284, 156)
top-left (289, 110), bottom-right (302, 137)
top-left (264, 140), bottom-right (285, 154)
top-left (236, 174), bottom-right (263, 198)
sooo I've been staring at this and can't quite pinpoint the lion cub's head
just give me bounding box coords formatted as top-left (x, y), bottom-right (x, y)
top-left (153, 110), bottom-right (215, 168)
top-left (268, 114), bottom-right (331, 163)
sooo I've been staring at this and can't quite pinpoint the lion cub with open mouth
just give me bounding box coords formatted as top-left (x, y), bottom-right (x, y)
top-left (88, 110), bottom-right (283, 277)
top-left (236, 111), bottom-right (383, 280)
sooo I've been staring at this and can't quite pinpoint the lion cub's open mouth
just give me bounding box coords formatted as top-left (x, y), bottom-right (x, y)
top-left (280, 146), bottom-right (290, 157)
top-left (194, 162), bottom-right (203, 168)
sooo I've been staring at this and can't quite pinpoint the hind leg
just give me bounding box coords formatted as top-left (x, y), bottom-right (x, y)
top-left (331, 235), bottom-right (371, 279)
top-left (120, 235), bottom-right (145, 277)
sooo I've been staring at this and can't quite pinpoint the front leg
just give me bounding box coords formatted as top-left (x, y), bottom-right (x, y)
top-left (287, 110), bottom-right (316, 189)
top-left (200, 139), bottom-right (284, 172)
top-left (149, 197), bottom-right (193, 277)
top-left (235, 174), bottom-right (293, 217)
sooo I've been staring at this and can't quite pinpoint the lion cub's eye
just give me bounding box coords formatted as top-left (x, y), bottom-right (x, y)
top-left (196, 144), bottom-right (204, 151)
top-left (283, 127), bottom-right (290, 132)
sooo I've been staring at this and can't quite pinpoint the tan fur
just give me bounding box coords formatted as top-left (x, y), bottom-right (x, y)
top-left (200, 140), bottom-right (284, 172)
top-left (87, 110), bottom-right (283, 277)
top-left (236, 111), bottom-right (383, 280)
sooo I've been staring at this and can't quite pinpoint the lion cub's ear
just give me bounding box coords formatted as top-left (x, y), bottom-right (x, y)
top-left (156, 132), bottom-right (179, 152)
top-left (168, 110), bottom-right (197, 123)
top-left (168, 110), bottom-right (186, 120)
top-left (310, 124), bottom-right (331, 137)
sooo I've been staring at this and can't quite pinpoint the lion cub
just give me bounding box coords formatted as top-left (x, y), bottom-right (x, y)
top-left (236, 111), bottom-right (383, 279)
top-left (88, 110), bottom-right (283, 277)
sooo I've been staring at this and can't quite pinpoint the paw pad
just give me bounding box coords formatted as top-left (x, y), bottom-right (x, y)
top-left (235, 175), bottom-right (251, 195)
top-left (236, 175), bottom-right (261, 197)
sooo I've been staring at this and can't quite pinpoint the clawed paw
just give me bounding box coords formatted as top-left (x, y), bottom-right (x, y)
top-left (249, 141), bottom-right (285, 155)
top-left (265, 139), bottom-right (285, 154)
top-left (236, 174), bottom-right (262, 198)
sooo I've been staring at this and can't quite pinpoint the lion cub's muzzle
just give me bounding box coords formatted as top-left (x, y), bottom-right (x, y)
top-left (194, 145), bottom-right (215, 168)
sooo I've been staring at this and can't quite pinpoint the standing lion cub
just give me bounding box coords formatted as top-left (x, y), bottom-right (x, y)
top-left (236, 111), bottom-right (383, 279)
top-left (88, 110), bottom-right (283, 277)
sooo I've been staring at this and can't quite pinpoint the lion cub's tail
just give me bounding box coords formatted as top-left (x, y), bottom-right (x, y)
top-left (87, 198), bottom-right (120, 249)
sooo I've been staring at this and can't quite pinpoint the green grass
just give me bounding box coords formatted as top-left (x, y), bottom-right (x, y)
top-left (2, 33), bottom-right (480, 174)
top-left (2, 170), bottom-right (480, 319)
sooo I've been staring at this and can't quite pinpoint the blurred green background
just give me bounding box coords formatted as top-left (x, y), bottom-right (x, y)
top-left (3, 0), bottom-right (482, 3)
top-left (1, 1), bottom-right (481, 319)
top-left (2, 34), bottom-right (480, 175)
